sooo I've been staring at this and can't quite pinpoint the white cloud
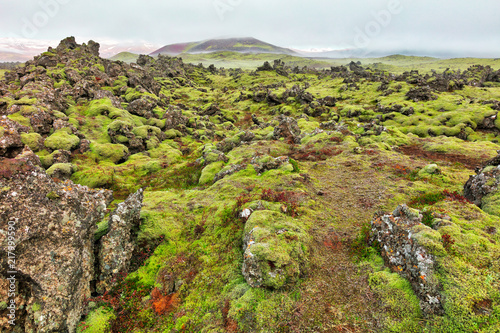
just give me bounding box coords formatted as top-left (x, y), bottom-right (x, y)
top-left (0, 0), bottom-right (499, 57)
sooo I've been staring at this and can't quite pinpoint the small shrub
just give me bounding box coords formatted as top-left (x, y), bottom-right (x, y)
top-left (441, 234), bottom-right (455, 252)
top-left (289, 158), bottom-right (300, 173)
top-left (408, 192), bottom-right (446, 208)
top-left (421, 210), bottom-right (434, 227)
top-left (350, 222), bottom-right (377, 261)
top-left (260, 188), bottom-right (299, 217)
top-left (442, 190), bottom-right (472, 204)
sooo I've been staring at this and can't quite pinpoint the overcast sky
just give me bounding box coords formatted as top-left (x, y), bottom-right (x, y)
top-left (1, 0), bottom-right (499, 57)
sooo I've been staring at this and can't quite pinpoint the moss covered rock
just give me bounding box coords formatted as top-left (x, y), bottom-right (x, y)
top-left (199, 161), bottom-right (224, 185)
top-left (242, 210), bottom-right (310, 289)
top-left (46, 163), bottom-right (78, 179)
top-left (91, 142), bottom-right (129, 164)
top-left (21, 132), bottom-right (42, 151)
top-left (44, 130), bottom-right (80, 151)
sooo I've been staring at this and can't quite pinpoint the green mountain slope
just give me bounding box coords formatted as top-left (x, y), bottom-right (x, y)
top-left (109, 51), bottom-right (140, 63)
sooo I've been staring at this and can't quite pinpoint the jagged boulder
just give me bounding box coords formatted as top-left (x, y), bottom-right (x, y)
top-left (464, 154), bottom-right (500, 216)
top-left (242, 210), bottom-right (310, 289)
top-left (272, 115), bottom-right (302, 144)
top-left (370, 205), bottom-right (444, 316)
top-left (127, 96), bottom-right (158, 118)
top-left (216, 131), bottom-right (255, 153)
top-left (0, 158), bottom-right (112, 332)
top-left (406, 86), bottom-right (438, 102)
top-left (163, 106), bottom-right (188, 132)
top-left (213, 164), bottom-right (247, 183)
top-left (251, 155), bottom-right (291, 174)
top-left (96, 189), bottom-right (144, 294)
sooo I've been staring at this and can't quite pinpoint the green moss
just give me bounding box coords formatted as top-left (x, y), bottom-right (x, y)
top-left (7, 113), bottom-right (31, 127)
top-left (15, 97), bottom-right (37, 105)
top-left (95, 218), bottom-right (109, 241)
top-left (412, 224), bottom-right (446, 256)
top-left (77, 307), bottom-right (116, 333)
top-left (20, 132), bottom-right (42, 151)
top-left (146, 118), bottom-right (166, 129)
top-left (46, 191), bottom-right (60, 200)
top-left (44, 130), bottom-right (80, 151)
top-left (244, 210), bottom-right (310, 289)
top-left (107, 119), bottom-right (133, 132)
top-left (0, 126), bottom-right (4, 138)
top-left (71, 162), bottom-right (116, 189)
top-left (164, 128), bottom-right (181, 139)
top-left (31, 302), bottom-right (41, 312)
top-left (85, 99), bottom-right (117, 117)
top-left (368, 269), bottom-right (422, 332)
top-left (297, 118), bottom-right (319, 133)
top-left (46, 163), bottom-right (77, 177)
top-left (482, 191), bottom-right (500, 217)
top-left (132, 125), bottom-right (162, 139)
top-left (199, 161), bottom-right (224, 185)
top-left (148, 142), bottom-right (183, 163)
top-left (91, 142), bottom-right (129, 164)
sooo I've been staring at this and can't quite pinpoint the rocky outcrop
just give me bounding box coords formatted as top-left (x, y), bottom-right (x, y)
top-left (213, 164), bottom-right (247, 183)
top-left (127, 96), bottom-right (158, 119)
top-left (251, 155), bottom-right (290, 174)
top-left (95, 189), bottom-right (144, 294)
top-left (0, 158), bottom-right (112, 332)
top-left (370, 205), bottom-right (444, 316)
top-left (272, 115), bottom-right (302, 144)
top-left (406, 86), bottom-right (438, 102)
top-left (241, 210), bottom-right (310, 289)
top-left (464, 154), bottom-right (500, 216)
top-left (0, 118), bottom-right (26, 158)
top-left (216, 131), bottom-right (255, 153)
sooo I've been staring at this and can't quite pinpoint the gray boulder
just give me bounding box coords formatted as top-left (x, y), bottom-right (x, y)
top-left (464, 154), bottom-right (500, 216)
top-left (96, 189), bottom-right (144, 293)
top-left (0, 158), bottom-right (112, 332)
top-left (370, 204), bottom-right (444, 316)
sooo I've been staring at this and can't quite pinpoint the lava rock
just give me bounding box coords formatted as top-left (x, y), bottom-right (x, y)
top-left (0, 158), bottom-right (112, 332)
top-left (464, 154), bottom-right (500, 216)
top-left (96, 189), bottom-right (144, 294)
top-left (272, 115), bottom-right (302, 144)
top-left (370, 204), bottom-right (444, 316)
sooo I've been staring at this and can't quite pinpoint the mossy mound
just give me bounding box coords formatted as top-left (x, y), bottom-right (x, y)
top-left (21, 132), bottom-right (42, 151)
top-left (242, 210), bottom-right (310, 289)
top-left (44, 130), bottom-right (80, 151)
top-left (91, 142), bottom-right (129, 164)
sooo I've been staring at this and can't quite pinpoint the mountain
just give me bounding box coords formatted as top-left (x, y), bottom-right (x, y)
top-left (150, 37), bottom-right (296, 56)
top-left (109, 51), bottom-right (140, 63)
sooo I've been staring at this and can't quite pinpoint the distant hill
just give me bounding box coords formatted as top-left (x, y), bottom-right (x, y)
top-left (109, 51), bottom-right (140, 63)
top-left (150, 37), bottom-right (296, 56)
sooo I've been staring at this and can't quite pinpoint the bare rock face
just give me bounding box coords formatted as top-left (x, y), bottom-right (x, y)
top-left (464, 154), bottom-right (500, 216)
top-left (0, 158), bottom-right (112, 332)
top-left (96, 189), bottom-right (144, 294)
top-left (370, 205), bottom-right (444, 316)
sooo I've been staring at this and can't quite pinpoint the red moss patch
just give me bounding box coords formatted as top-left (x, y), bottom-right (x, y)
top-left (396, 145), bottom-right (486, 169)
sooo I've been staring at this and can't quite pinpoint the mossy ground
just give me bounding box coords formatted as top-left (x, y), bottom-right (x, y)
top-left (4, 50), bottom-right (500, 332)
top-left (79, 64), bottom-right (500, 331)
